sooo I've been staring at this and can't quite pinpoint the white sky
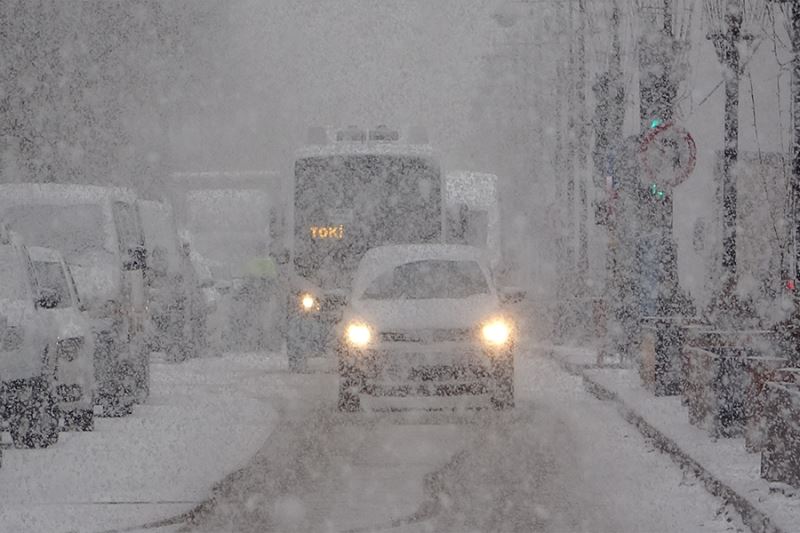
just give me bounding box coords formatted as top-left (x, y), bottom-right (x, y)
top-left (172, 0), bottom-right (500, 172)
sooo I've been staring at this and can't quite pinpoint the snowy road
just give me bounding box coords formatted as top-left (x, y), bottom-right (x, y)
top-left (187, 348), bottom-right (744, 533)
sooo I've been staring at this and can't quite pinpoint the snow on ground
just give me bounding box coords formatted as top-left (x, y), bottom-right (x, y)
top-left (0, 352), bottom-right (283, 533)
top-left (190, 349), bottom-right (748, 532)
top-left (585, 367), bottom-right (800, 532)
top-left (542, 343), bottom-right (800, 532)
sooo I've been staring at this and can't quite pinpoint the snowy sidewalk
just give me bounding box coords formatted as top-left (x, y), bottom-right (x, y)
top-left (541, 343), bottom-right (800, 533)
top-left (0, 352), bottom-right (286, 533)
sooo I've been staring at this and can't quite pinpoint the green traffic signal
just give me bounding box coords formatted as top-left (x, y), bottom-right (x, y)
top-left (650, 118), bottom-right (663, 129)
top-left (649, 183), bottom-right (667, 201)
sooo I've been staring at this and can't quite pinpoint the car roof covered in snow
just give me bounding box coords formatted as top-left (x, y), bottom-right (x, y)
top-left (27, 246), bottom-right (65, 263)
top-left (353, 244), bottom-right (492, 296)
top-left (0, 183), bottom-right (137, 206)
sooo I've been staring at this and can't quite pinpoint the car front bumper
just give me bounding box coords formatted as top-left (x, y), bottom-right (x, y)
top-left (340, 342), bottom-right (511, 398)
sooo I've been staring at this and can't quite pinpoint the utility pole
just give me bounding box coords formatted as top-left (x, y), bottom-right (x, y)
top-left (576, 0), bottom-right (589, 280)
top-left (708, 0), bottom-right (743, 286)
top-left (596, 0), bottom-right (627, 362)
top-left (565, 0), bottom-right (577, 277)
top-left (768, 0), bottom-right (800, 286)
top-left (792, 1), bottom-right (800, 286)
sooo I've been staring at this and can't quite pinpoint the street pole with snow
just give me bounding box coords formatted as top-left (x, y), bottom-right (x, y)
top-left (708, 0), bottom-right (742, 284)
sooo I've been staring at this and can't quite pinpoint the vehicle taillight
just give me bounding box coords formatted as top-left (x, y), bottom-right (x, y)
top-left (57, 337), bottom-right (84, 362)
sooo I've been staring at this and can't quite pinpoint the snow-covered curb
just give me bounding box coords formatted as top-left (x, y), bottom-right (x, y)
top-left (543, 344), bottom-right (799, 533)
top-left (0, 353), bottom-right (281, 533)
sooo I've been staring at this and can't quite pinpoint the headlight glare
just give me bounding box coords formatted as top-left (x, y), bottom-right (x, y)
top-left (482, 319), bottom-right (511, 347)
top-left (300, 293), bottom-right (317, 312)
top-left (345, 322), bottom-right (372, 348)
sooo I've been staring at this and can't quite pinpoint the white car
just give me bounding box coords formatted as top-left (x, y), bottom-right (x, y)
top-left (0, 183), bottom-right (149, 415)
top-left (0, 230), bottom-right (60, 447)
top-left (336, 244), bottom-right (516, 412)
top-left (29, 246), bottom-right (96, 431)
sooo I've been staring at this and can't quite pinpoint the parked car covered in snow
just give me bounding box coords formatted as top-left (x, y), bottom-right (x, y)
top-left (0, 183), bottom-right (149, 416)
top-left (28, 246), bottom-right (96, 431)
top-left (336, 244), bottom-right (515, 412)
top-left (0, 229), bottom-right (60, 448)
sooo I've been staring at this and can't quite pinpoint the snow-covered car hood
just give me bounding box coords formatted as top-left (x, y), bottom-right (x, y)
top-left (70, 261), bottom-right (117, 302)
top-left (347, 294), bottom-right (501, 331)
top-left (47, 307), bottom-right (91, 340)
top-left (0, 299), bottom-right (31, 327)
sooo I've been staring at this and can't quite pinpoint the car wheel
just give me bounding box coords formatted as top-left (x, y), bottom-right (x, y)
top-left (490, 358), bottom-right (515, 411)
top-left (97, 397), bottom-right (134, 417)
top-left (97, 360), bottom-right (136, 417)
top-left (11, 380), bottom-right (59, 448)
top-left (63, 408), bottom-right (94, 431)
top-left (337, 371), bottom-right (362, 412)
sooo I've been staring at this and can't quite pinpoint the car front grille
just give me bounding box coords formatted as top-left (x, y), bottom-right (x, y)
top-left (320, 293), bottom-right (347, 312)
top-left (407, 363), bottom-right (491, 381)
top-left (379, 328), bottom-right (473, 343)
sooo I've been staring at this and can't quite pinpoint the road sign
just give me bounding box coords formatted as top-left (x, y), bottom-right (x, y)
top-left (638, 121), bottom-right (696, 188)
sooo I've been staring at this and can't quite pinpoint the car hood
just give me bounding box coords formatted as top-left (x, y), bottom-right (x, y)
top-left (0, 299), bottom-right (30, 327)
top-left (70, 263), bottom-right (117, 302)
top-left (348, 294), bottom-right (501, 330)
top-left (47, 307), bottom-right (91, 339)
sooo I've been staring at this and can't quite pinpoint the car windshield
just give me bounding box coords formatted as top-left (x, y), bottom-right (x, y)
top-left (32, 260), bottom-right (73, 309)
top-left (362, 259), bottom-right (489, 300)
top-left (2, 204), bottom-right (107, 260)
top-left (0, 246), bottom-right (27, 300)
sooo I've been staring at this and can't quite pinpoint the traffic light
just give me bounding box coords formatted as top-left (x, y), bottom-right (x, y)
top-left (650, 118), bottom-right (664, 129)
top-left (648, 183), bottom-right (667, 201)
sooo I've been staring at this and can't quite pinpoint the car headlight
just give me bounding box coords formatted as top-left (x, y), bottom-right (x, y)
top-left (345, 322), bottom-right (372, 348)
top-left (481, 318), bottom-right (512, 347)
top-left (300, 293), bottom-right (318, 312)
top-left (57, 337), bottom-right (85, 362)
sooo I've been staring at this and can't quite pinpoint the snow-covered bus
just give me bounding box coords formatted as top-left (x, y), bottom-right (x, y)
top-left (286, 125), bottom-right (444, 371)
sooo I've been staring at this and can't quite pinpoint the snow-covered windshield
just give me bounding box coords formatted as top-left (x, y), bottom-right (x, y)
top-left (32, 261), bottom-right (73, 309)
top-left (0, 247), bottom-right (27, 300)
top-left (363, 259), bottom-right (489, 300)
top-left (2, 205), bottom-right (106, 260)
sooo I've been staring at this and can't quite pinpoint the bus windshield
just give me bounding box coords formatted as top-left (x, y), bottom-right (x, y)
top-left (293, 154), bottom-right (441, 289)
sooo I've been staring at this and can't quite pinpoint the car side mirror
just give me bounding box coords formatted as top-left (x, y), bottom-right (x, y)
top-left (37, 288), bottom-right (62, 309)
top-left (499, 286), bottom-right (526, 305)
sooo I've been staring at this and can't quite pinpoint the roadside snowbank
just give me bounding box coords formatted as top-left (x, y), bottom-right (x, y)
top-left (0, 353), bottom-right (281, 533)
top-left (543, 343), bottom-right (800, 533)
